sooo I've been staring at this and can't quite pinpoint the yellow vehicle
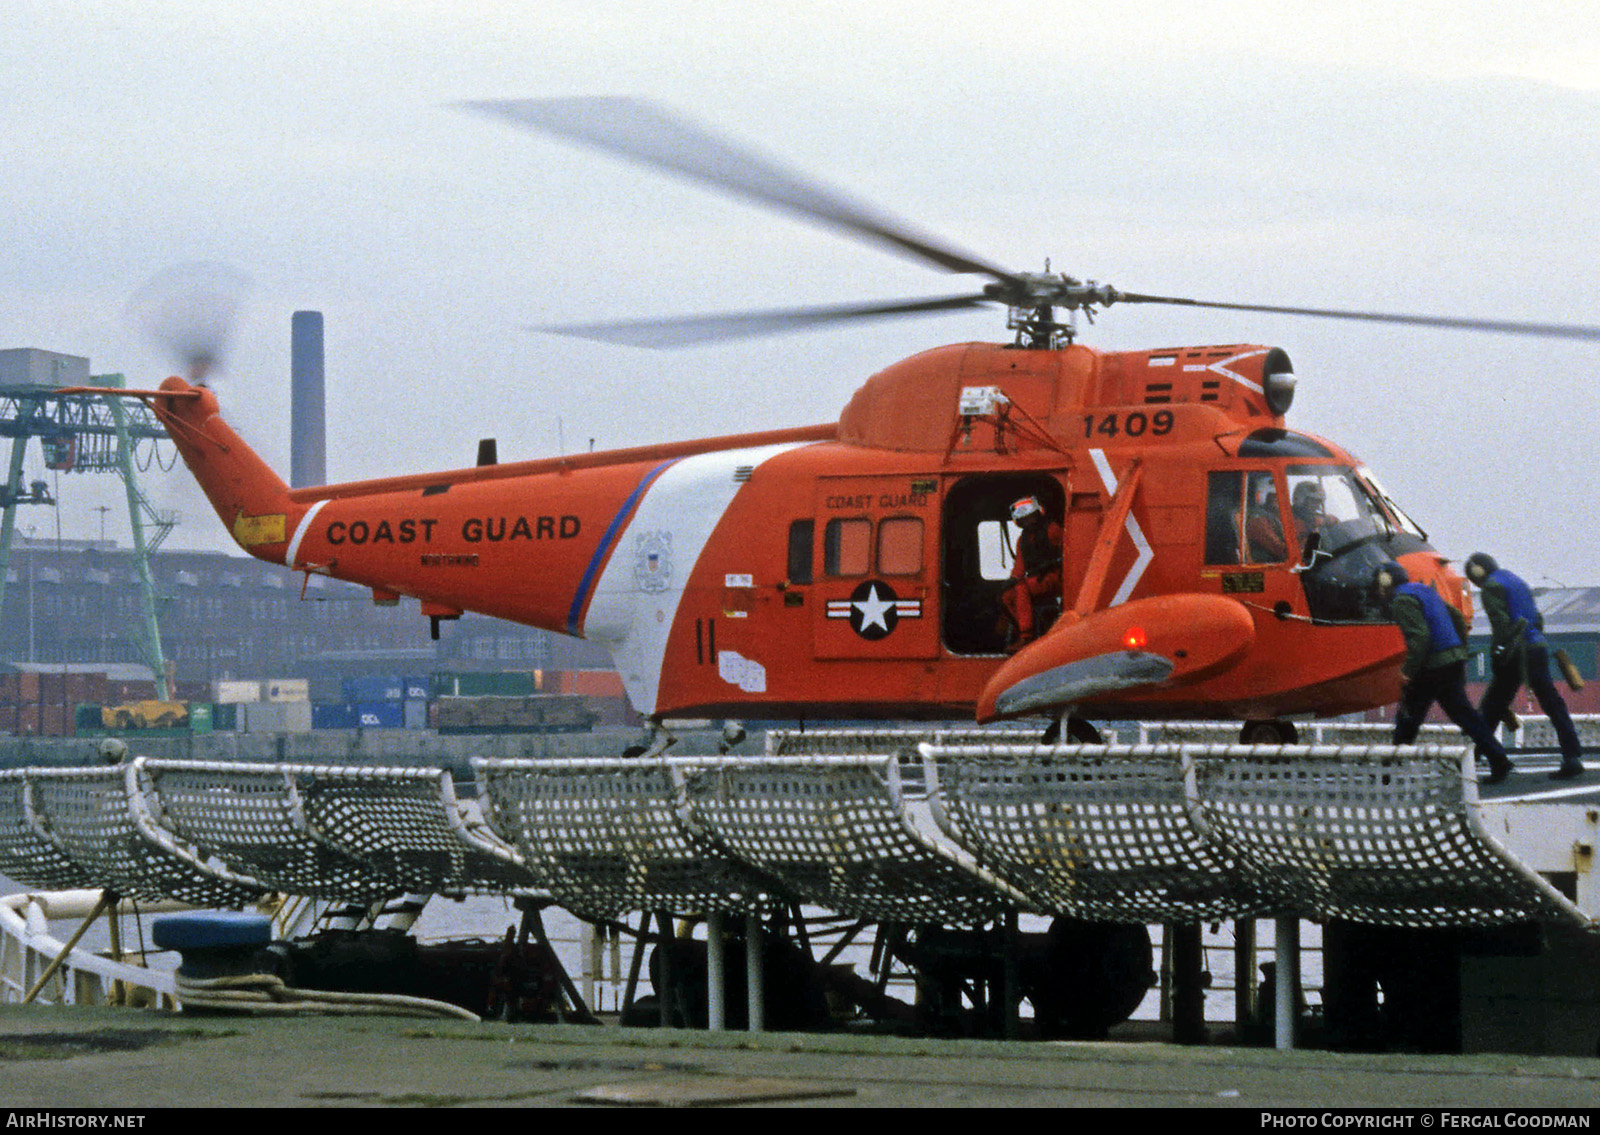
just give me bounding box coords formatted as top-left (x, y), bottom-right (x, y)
top-left (101, 700), bottom-right (188, 731)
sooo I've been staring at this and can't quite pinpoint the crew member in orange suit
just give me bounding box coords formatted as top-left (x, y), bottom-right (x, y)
top-left (1001, 495), bottom-right (1063, 649)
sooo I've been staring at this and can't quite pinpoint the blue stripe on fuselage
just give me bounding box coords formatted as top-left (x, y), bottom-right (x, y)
top-left (565, 459), bottom-right (678, 636)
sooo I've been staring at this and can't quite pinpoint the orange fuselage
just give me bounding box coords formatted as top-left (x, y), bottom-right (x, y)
top-left (144, 340), bottom-right (1463, 723)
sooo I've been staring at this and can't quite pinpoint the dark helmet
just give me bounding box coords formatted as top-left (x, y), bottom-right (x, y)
top-left (1292, 481), bottom-right (1325, 510)
top-left (1464, 552), bottom-right (1499, 584)
top-left (1373, 561), bottom-right (1409, 596)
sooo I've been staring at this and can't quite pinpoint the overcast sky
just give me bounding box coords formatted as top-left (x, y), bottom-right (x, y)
top-left (4, 1), bottom-right (1599, 588)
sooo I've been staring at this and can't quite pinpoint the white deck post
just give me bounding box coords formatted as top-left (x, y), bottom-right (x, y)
top-left (706, 911), bottom-right (726, 1031)
top-left (1274, 917), bottom-right (1299, 1051)
top-left (745, 911), bottom-right (764, 1032)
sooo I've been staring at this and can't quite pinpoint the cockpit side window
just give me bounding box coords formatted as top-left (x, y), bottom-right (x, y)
top-left (1244, 470), bottom-right (1287, 564)
top-left (1210, 470), bottom-right (1288, 565)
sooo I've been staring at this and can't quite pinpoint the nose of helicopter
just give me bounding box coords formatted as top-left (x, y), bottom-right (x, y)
top-left (1395, 550), bottom-right (1472, 621)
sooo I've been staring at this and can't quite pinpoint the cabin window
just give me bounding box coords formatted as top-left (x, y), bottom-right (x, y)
top-left (787, 520), bottom-right (814, 584)
top-left (877, 517), bottom-right (923, 575)
top-left (823, 518), bottom-right (872, 577)
top-left (975, 520), bottom-right (1019, 580)
top-left (1244, 470), bottom-right (1288, 564)
top-left (1205, 472), bottom-right (1244, 565)
top-left (1209, 471), bottom-right (1287, 565)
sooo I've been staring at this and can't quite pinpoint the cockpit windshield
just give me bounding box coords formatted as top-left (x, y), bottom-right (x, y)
top-left (1288, 464), bottom-right (1430, 623)
top-left (1356, 466), bottom-right (1427, 540)
top-left (1286, 466), bottom-right (1391, 544)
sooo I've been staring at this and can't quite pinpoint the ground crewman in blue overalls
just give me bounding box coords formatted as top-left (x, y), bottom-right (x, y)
top-left (1465, 552), bottom-right (1586, 781)
top-left (1375, 561), bottom-right (1515, 784)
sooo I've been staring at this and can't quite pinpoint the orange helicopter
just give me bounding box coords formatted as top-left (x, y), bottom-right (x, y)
top-left (79, 99), bottom-right (1600, 745)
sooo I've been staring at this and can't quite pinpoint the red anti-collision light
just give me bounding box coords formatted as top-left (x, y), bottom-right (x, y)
top-left (1123, 626), bottom-right (1147, 650)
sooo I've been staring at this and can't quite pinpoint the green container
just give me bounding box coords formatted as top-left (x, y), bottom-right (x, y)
top-left (431, 671), bottom-right (539, 698)
top-left (188, 703), bottom-right (214, 734)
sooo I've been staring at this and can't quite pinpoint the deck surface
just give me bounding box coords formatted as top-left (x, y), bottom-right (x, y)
top-left (1, 1005), bottom-right (1597, 1109)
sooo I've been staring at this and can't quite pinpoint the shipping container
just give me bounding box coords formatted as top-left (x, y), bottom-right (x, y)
top-left (188, 703), bottom-right (214, 733)
top-left (311, 702), bottom-right (359, 730)
top-left (9, 700), bottom-right (71, 736)
top-left (265, 678), bottom-right (310, 703)
top-left (242, 700), bottom-right (313, 732)
top-left (430, 671), bottom-right (539, 698)
top-left (557, 670), bottom-right (629, 699)
top-left (352, 701), bottom-right (405, 729)
top-left (342, 675), bottom-right (405, 703)
top-left (106, 679), bottom-right (159, 703)
top-left (432, 693), bottom-right (598, 734)
top-left (38, 705), bottom-right (66, 737)
top-left (213, 679), bottom-right (262, 704)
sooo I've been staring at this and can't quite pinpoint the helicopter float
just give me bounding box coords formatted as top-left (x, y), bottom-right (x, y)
top-left (79, 98), bottom-right (1600, 747)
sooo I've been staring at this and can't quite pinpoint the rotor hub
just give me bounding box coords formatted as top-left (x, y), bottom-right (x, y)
top-left (984, 274), bottom-right (1124, 348)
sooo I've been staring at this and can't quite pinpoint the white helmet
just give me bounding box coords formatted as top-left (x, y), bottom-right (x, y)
top-left (1010, 496), bottom-right (1042, 523)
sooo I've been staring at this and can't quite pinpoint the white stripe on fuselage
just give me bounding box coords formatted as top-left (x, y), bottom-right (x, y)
top-left (285, 499), bottom-right (331, 568)
top-left (582, 442), bottom-right (810, 714)
top-left (1089, 448), bottom-right (1153, 607)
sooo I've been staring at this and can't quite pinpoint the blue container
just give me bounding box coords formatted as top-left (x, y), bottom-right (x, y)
top-left (353, 701), bottom-right (405, 729)
top-left (311, 702), bottom-right (359, 730)
top-left (341, 675), bottom-right (404, 703)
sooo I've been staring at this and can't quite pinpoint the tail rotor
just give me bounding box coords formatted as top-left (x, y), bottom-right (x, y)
top-left (127, 262), bottom-right (251, 383)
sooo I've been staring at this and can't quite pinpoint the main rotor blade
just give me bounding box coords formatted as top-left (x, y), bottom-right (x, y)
top-left (467, 97), bottom-right (1018, 284)
top-left (1117, 292), bottom-right (1600, 343)
top-left (539, 293), bottom-right (991, 348)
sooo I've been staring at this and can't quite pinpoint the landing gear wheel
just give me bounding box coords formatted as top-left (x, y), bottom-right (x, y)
top-left (1040, 716), bottom-right (1104, 745)
top-left (1024, 919), bottom-right (1153, 1039)
top-left (1239, 719), bottom-right (1299, 744)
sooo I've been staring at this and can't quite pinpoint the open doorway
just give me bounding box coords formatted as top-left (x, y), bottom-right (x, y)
top-left (941, 473), bottom-right (1065, 655)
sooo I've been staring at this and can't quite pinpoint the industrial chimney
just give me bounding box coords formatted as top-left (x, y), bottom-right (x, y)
top-left (290, 311), bottom-right (325, 488)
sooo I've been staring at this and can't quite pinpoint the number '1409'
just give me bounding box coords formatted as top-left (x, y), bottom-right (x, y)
top-left (1083, 411), bottom-right (1174, 438)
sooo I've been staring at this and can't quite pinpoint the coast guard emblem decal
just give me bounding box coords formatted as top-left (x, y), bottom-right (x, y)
top-left (827, 580), bottom-right (921, 640)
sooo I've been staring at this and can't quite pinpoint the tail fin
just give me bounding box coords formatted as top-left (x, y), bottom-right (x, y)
top-left (149, 377), bottom-right (300, 565)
